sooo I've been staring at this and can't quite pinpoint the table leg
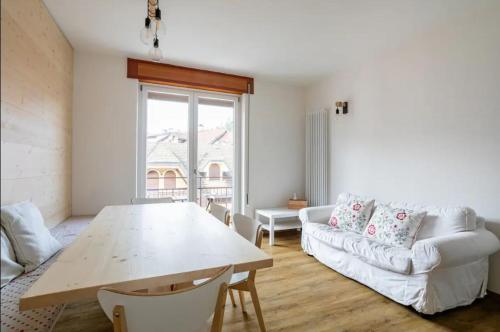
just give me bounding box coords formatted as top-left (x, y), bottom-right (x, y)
top-left (269, 216), bottom-right (275, 246)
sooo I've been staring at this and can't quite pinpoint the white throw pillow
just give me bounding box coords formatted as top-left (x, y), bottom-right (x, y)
top-left (328, 200), bottom-right (375, 234)
top-left (389, 203), bottom-right (477, 240)
top-left (363, 205), bottom-right (426, 249)
top-left (1, 202), bottom-right (62, 272)
top-left (1, 227), bottom-right (24, 287)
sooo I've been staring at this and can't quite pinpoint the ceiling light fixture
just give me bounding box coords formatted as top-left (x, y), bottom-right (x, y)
top-left (140, 0), bottom-right (166, 61)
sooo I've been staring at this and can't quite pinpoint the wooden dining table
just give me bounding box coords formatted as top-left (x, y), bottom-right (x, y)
top-left (20, 202), bottom-right (273, 310)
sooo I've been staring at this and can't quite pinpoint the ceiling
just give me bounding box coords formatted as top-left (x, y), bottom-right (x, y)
top-left (43, 0), bottom-right (492, 85)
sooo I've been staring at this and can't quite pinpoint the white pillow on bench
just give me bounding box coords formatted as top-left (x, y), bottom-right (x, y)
top-left (1, 202), bottom-right (62, 272)
top-left (1, 228), bottom-right (24, 287)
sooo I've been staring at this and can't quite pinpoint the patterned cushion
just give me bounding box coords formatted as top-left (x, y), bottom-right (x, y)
top-left (0, 217), bottom-right (91, 332)
top-left (337, 192), bottom-right (477, 239)
top-left (1, 274), bottom-right (40, 304)
top-left (328, 200), bottom-right (375, 234)
top-left (0, 274), bottom-right (64, 332)
top-left (363, 205), bottom-right (426, 249)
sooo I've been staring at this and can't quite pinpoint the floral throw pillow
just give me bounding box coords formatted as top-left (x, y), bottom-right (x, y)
top-left (328, 200), bottom-right (375, 233)
top-left (363, 205), bottom-right (427, 248)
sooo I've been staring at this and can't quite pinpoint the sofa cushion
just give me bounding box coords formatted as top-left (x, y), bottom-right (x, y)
top-left (388, 202), bottom-right (477, 240)
top-left (1, 228), bottom-right (24, 288)
top-left (337, 193), bottom-right (477, 239)
top-left (328, 200), bottom-right (374, 234)
top-left (342, 235), bottom-right (413, 274)
top-left (1, 202), bottom-right (62, 272)
top-left (306, 222), bottom-right (441, 274)
top-left (305, 223), bottom-right (354, 250)
top-left (363, 205), bottom-right (426, 249)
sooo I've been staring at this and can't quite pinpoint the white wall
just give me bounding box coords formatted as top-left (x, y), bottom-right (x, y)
top-left (72, 52), bottom-right (138, 215)
top-left (73, 52), bottom-right (305, 216)
top-left (248, 80), bottom-right (305, 212)
top-left (306, 8), bottom-right (500, 292)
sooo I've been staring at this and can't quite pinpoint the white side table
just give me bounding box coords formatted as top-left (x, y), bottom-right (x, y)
top-left (255, 208), bottom-right (302, 246)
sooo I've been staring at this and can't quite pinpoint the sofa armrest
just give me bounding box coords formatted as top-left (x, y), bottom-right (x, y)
top-left (299, 205), bottom-right (336, 225)
top-left (413, 226), bottom-right (500, 269)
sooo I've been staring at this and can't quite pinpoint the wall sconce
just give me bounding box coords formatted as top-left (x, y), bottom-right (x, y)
top-left (335, 101), bottom-right (348, 114)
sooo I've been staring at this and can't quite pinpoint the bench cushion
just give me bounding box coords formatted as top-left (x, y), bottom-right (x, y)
top-left (1, 273), bottom-right (64, 332)
top-left (0, 217), bottom-right (91, 332)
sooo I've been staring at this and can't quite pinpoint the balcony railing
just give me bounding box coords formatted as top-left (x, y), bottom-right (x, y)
top-left (146, 176), bottom-right (232, 209)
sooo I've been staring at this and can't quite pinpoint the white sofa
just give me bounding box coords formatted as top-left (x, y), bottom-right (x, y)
top-left (299, 193), bottom-right (500, 314)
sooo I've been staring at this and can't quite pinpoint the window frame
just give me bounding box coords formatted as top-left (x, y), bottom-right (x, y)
top-left (136, 84), bottom-right (243, 213)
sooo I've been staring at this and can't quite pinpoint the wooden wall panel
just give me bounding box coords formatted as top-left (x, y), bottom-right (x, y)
top-left (1, 0), bottom-right (73, 227)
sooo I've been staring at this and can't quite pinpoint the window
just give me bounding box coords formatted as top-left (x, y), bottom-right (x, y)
top-left (147, 170), bottom-right (159, 191)
top-left (209, 163), bottom-right (221, 181)
top-left (164, 170), bottom-right (177, 189)
top-left (138, 85), bottom-right (243, 212)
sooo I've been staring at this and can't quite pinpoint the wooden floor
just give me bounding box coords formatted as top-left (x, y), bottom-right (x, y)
top-left (54, 230), bottom-right (500, 332)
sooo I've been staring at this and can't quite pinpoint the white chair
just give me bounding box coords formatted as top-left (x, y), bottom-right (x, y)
top-left (192, 214), bottom-right (266, 331)
top-left (130, 197), bottom-right (174, 204)
top-left (229, 213), bottom-right (266, 332)
top-left (207, 202), bottom-right (230, 226)
top-left (97, 265), bottom-right (233, 332)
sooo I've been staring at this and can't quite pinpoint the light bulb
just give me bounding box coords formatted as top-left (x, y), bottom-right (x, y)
top-left (140, 26), bottom-right (153, 45)
top-left (149, 43), bottom-right (163, 61)
top-left (140, 17), bottom-right (153, 45)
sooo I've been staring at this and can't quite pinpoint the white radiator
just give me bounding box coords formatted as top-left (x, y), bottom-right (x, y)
top-left (306, 110), bottom-right (329, 206)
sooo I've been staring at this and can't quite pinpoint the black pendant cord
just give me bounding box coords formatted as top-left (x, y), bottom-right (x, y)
top-left (144, 0), bottom-right (151, 29)
top-left (144, 0), bottom-right (162, 49)
top-left (154, 9), bottom-right (159, 47)
top-left (154, 0), bottom-right (160, 48)
top-left (156, 0), bottom-right (161, 20)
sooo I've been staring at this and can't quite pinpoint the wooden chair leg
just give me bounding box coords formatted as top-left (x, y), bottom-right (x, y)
top-left (238, 290), bottom-right (247, 313)
top-left (112, 305), bottom-right (128, 332)
top-left (248, 282), bottom-right (266, 332)
top-left (211, 283), bottom-right (228, 332)
top-left (228, 289), bottom-right (236, 307)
